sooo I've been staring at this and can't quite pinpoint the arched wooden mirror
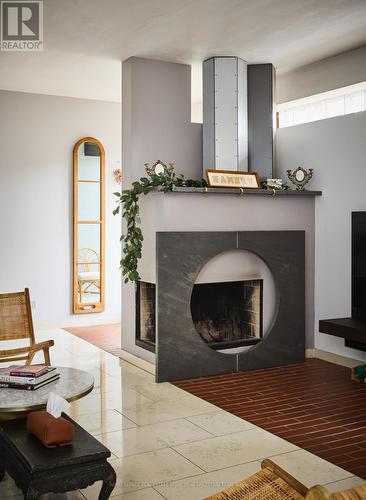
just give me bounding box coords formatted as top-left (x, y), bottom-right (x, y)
top-left (73, 137), bottom-right (105, 314)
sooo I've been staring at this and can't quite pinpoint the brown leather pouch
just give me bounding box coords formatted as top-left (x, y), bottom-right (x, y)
top-left (27, 410), bottom-right (75, 448)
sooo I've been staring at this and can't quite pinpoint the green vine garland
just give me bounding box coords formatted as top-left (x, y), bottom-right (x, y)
top-left (113, 170), bottom-right (207, 283)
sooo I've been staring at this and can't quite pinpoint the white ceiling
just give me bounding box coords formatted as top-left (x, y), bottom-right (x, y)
top-left (1, 0), bottom-right (366, 102)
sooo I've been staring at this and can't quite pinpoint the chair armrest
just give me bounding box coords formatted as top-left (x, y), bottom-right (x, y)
top-left (0, 339), bottom-right (54, 365)
top-left (0, 340), bottom-right (54, 356)
top-left (0, 345), bottom-right (34, 356)
top-left (28, 340), bottom-right (54, 353)
top-left (28, 340), bottom-right (54, 365)
top-left (305, 485), bottom-right (331, 499)
top-left (261, 459), bottom-right (309, 497)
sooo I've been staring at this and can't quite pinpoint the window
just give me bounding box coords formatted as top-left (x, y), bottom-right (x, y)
top-left (277, 82), bottom-right (366, 128)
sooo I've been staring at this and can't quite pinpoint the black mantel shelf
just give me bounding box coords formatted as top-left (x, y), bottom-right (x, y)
top-left (156, 186), bottom-right (322, 196)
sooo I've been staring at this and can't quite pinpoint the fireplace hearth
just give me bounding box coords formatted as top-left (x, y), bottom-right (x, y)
top-left (191, 280), bottom-right (263, 350)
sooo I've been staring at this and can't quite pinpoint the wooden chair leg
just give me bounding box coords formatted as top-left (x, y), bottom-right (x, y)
top-left (43, 348), bottom-right (51, 365)
top-left (27, 351), bottom-right (36, 364)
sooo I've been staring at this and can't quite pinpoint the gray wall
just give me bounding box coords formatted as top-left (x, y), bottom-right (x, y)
top-left (0, 90), bottom-right (122, 328)
top-left (276, 111), bottom-right (366, 362)
top-left (122, 57), bottom-right (202, 186)
top-left (277, 45), bottom-right (366, 103)
top-left (121, 57), bottom-right (203, 360)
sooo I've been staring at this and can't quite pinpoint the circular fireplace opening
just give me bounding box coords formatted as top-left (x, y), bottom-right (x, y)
top-left (190, 249), bottom-right (277, 354)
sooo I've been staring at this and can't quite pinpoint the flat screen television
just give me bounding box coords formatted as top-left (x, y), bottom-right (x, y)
top-left (352, 211), bottom-right (366, 322)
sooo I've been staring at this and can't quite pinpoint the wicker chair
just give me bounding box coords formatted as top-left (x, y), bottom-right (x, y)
top-left (204, 459), bottom-right (366, 499)
top-left (0, 289), bottom-right (54, 365)
top-left (77, 247), bottom-right (101, 303)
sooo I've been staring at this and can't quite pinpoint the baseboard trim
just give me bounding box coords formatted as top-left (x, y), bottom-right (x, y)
top-left (119, 347), bottom-right (360, 376)
top-left (307, 348), bottom-right (360, 368)
top-left (119, 349), bottom-right (156, 376)
top-left (305, 348), bottom-right (315, 358)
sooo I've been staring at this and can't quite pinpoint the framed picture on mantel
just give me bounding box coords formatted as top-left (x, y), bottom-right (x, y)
top-left (206, 170), bottom-right (261, 189)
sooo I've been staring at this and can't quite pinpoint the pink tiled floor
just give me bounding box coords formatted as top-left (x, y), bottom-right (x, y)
top-left (63, 323), bottom-right (122, 357)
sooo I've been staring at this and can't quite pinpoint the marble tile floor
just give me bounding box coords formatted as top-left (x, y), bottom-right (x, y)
top-left (0, 328), bottom-right (364, 500)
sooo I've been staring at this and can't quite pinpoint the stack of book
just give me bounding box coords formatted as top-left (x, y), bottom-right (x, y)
top-left (0, 364), bottom-right (60, 390)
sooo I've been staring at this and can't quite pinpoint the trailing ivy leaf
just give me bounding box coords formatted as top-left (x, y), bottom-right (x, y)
top-left (116, 171), bottom-right (207, 283)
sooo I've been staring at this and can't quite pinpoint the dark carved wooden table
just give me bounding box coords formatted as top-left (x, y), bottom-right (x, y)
top-left (0, 414), bottom-right (116, 499)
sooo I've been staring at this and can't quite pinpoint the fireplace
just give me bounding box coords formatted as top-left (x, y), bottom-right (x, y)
top-left (155, 231), bottom-right (305, 382)
top-left (135, 281), bottom-right (156, 352)
top-left (136, 278), bottom-right (263, 352)
top-left (191, 280), bottom-right (263, 350)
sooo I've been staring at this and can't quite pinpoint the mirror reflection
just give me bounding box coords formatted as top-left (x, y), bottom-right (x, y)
top-left (77, 225), bottom-right (101, 304)
top-left (78, 183), bottom-right (100, 221)
top-left (154, 162), bottom-right (165, 175)
top-left (295, 170), bottom-right (305, 181)
top-left (78, 142), bottom-right (101, 181)
top-left (73, 137), bottom-right (105, 314)
top-left (144, 160), bottom-right (175, 177)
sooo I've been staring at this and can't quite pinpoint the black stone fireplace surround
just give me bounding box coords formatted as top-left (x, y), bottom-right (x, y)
top-left (156, 231), bottom-right (305, 383)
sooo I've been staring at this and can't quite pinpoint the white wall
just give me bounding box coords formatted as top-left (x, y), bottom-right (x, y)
top-left (277, 45), bottom-right (366, 103)
top-left (276, 111), bottom-right (366, 362)
top-left (0, 90), bottom-right (121, 328)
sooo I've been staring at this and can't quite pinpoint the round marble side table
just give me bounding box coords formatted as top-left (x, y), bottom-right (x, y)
top-left (0, 369), bottom-right (117, 498)
top-left (0, 367), bottom-right (94, 419)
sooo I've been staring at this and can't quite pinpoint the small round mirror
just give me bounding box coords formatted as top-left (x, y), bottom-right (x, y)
top-left (295, 170), bottom-right (305, 182)
top-left (145, 161), bottom-right (175, 177)
top-left (154, 163), bottom-right (165, 175)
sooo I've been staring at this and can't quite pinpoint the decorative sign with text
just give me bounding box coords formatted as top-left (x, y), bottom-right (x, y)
top-left (206, 170), bottom-right (260, 189)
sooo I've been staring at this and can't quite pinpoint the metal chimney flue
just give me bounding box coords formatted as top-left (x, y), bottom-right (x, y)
top-left (203, 56), bottom-right (248, 173)
top-left (203, 57), bottom-right (275, 180)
